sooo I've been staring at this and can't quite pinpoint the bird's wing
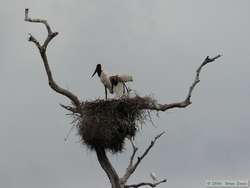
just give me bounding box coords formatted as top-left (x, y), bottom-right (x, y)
top-left (118, 75), bottom-right (133, 82)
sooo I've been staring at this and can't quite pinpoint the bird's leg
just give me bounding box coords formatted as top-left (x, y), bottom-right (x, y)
top-left (105, 86), bottom-right (108, 100)
top-left (122, 82), bottom-right (129, 95)
top-left (109, 76), bottom-right (115, 94)
top-left (122, 83), bottom-right (125, 95)
top-left (111, 83), bottom-right (114, 94)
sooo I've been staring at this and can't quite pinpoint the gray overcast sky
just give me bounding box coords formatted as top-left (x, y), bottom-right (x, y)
top-left (0, 0), bottom-right (250, 188)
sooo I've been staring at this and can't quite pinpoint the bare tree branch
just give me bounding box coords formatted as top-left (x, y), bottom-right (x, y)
top-left (95, 147), bottom-right (121, 188)
top-left (24, 8), bottom-right (81, 108)
top-left (128, 139), bottom-right (138, 169)
top-left (120, 132), bottom-right (165, 185)
top-left (140, 55), bottom-right (222, 111)
top-left (125, 179), bottom-right (167, 188)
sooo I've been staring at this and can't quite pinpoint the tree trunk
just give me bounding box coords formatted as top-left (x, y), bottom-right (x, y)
top-left (95, 147), bottom-right (121, 188)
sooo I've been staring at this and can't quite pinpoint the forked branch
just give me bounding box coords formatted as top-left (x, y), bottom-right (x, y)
top-left (140, 55), bottom-right (222, 111)
top-left (120, 132), bottom-right (166, 186)
top-left (24, 8), bottom-right (81, 108)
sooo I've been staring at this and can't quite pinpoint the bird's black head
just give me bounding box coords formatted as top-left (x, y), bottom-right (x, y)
top-left (91, 64), bottom-right (102, 77)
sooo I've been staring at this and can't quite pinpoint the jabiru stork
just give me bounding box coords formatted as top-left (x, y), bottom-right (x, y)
top-left (91, 64), bottom-right (133, 100)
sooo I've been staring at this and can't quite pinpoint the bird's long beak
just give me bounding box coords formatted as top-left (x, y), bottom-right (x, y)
top-left (91, 68), bottom-right (97, 78)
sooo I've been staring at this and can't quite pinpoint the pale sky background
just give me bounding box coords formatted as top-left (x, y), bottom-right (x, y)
top-left (0, 0), bottom-right (250, 188)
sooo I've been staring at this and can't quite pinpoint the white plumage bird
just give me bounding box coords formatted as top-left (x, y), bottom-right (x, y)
top-left (91, 64), bottom-right (133, 99)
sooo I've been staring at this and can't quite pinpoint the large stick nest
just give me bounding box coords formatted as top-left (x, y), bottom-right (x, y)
top-left (71, 96), bottom-right (155, 153)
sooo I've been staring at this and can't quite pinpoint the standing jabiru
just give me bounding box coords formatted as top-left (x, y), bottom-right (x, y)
top-left (91, 64), bottom-right (133, 100)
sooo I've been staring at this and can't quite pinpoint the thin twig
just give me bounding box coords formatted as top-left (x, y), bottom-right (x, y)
top-left (128, 138), bottom-right (138, 171)
top-left (185, 55), bottom-right (221, 102)
top-left (121, 132), bottom-right (165, 184)
top-left (60, 104), bottom-right (79, 113)
top-left (64, 125), bottom-right (75, 142)
top-left (133, 132), bottom-right (165, 169)
top-left (139, 55), bottom-right (222, 111)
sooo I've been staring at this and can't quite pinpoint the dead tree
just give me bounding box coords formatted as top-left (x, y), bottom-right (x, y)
top-left (25, 9), bottom-right (221, 188)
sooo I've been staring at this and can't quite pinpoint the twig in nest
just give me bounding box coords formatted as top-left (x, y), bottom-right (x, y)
top-left (64, 125), bottom-right (75, 142)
